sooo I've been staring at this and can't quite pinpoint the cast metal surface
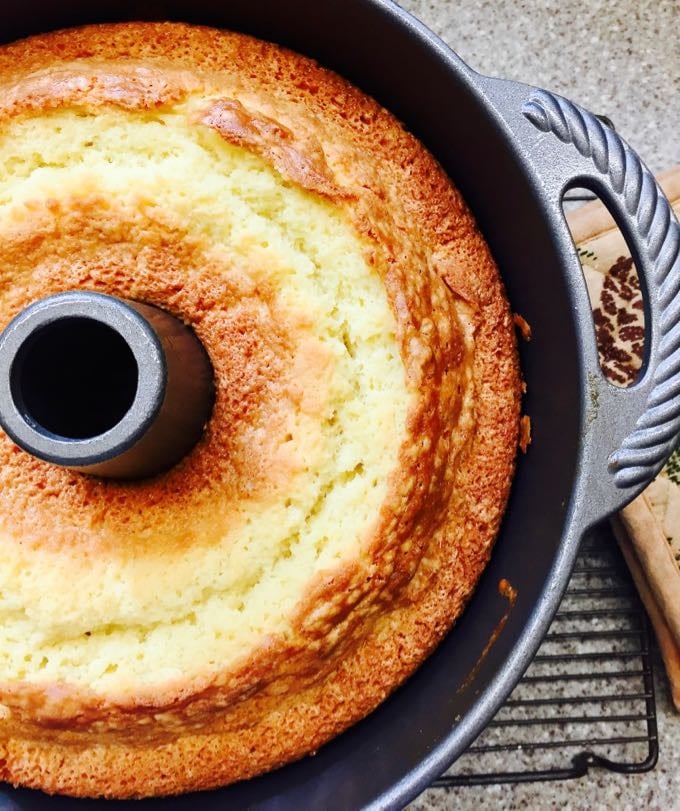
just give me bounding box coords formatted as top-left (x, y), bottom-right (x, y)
top-left (522, 89), bottom-right (680, 489)
top-left (0, 291), bottom-right (214, 479)
top-left (0, 1), bottom-right (677, 809)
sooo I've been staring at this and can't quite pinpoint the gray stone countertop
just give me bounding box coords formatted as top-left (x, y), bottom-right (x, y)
top-left (399, 0), bottom-right (677, 173)
top-left (396, 0), bottom-right (678, 808)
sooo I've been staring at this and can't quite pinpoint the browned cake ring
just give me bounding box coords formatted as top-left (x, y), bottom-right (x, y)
top-left (0, 23), bottom-right (520, 798)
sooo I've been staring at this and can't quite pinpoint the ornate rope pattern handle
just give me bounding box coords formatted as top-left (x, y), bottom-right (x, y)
top-left (523, 89), bottom-right (680, 489)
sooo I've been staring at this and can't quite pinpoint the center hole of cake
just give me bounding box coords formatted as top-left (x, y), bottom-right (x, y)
top-left (11, 317), bottom-right (139, 440)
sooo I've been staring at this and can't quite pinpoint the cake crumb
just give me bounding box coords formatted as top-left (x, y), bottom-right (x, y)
top-left (519, 415), bottom-right (532, 453)
top-left (513, 313), bottom-right (532, 341)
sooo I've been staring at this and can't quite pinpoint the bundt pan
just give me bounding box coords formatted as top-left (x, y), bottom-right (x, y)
top-left (1, 1), bottom-right (679, 808)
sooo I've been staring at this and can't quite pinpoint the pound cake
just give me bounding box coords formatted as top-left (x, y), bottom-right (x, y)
top-left (0, 23), bottom-right (521, 798)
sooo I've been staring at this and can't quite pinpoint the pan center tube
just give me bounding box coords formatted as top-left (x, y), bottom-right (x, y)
top-left (0, 291), bottom-right (214, 479)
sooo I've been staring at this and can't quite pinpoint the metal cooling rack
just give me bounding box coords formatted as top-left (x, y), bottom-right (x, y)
top-left (430, 522), bottom-right (658, 788)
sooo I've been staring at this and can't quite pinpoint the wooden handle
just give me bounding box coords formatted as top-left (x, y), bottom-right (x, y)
top-left (613, 515), bottom-right (680, 711)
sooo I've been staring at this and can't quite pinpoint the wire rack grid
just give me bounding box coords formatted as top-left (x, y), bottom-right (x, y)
top-left (427, 511), bottom-right (657, 790)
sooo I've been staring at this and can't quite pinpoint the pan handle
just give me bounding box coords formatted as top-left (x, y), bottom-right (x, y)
top-left (481, 78), bottom-right (680, 519)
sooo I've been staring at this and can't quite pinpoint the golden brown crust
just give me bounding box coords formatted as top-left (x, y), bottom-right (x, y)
top-left (0, 63), bottom-right (200, 118)
top-left (0, 22), bottom-right (521, 798)
top-left (200, 98), bottom-right (342, 197)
